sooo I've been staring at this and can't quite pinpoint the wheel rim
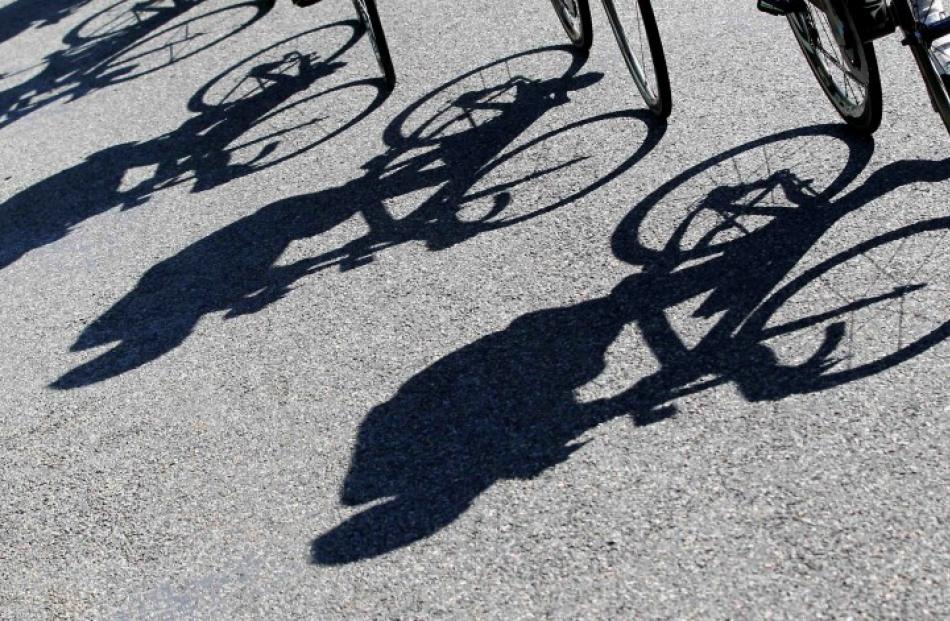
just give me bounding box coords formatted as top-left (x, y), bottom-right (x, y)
top-left (788, 5), bottom-right (871, 119)
top-left (353, 0), bottom-right (384, 72)
top-left (602, 0), bottom-right (665, 111)
top-left (552, 0), bottom-right (585, 41)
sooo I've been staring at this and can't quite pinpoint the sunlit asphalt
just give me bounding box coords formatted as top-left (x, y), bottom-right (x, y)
top-left (1, 0), bottom-right (948, 617)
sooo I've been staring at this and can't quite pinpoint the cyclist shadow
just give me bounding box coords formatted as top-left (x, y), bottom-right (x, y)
top-left (0, 0), bottom-right (268, 129)
top-left (0, 0), bottom-right (92, 47)
top-left (311, 126), bottom-right (950, 565)
top-left (51, 47), bottom-right (667, 389)
top-left (0, 24), bottom-right (376, 271)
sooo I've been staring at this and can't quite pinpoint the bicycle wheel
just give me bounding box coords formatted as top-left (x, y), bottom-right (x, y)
top-left (352, 0), bottom-right (396, 89)
top-left (550, 0), bottom-right (593, 50)
top-left (600, 0), bottom-right (672, 118)
top-left (893, 0), bottom-right (950, 138)
top-left (786, 1), bottom-right (882, 133)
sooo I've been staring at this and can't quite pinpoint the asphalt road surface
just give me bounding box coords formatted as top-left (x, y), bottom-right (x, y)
top-left (1, 0), bottom-right (949, 618)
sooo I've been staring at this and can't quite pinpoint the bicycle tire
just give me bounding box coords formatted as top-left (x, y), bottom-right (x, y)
top-left (786, 1), bottom-right (882, 134)
top-left (893, 0), bottom-right (950, 138)
top-left (352, 0), bottom-right (395, 89)
top-left (550, 0), bottom-right (593, 50)
top-left (600, 0), bottom-right (672, 118)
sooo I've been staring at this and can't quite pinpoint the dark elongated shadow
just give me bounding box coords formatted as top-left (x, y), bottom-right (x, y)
top-left (0, 0), bottom-right (268, 129)
top-left (52, 46), bottom-right (666, 389)
top-left (0, 0), bottom-right (93, 46)
top-left (0, 22), bottom-right (377, 272)
top-left (313, 126), bottom-right (950, 565)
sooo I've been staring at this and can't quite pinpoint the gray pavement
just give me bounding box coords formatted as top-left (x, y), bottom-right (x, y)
top-left (1, 0), bottom-right (949, 618)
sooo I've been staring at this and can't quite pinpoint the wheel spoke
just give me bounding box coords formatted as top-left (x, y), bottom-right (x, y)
top-left (792, 6), bottom-right (870, 117)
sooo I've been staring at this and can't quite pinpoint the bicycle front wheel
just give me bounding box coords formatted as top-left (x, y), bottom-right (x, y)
top-left (550, 0), bottom-right (593, 50)
top-left (786, 1), bottom-right (882, 133)
top-left (600, 0), bottom-right (672, 118)
top-left (352, 0), bottom-right (396, 89)
top-left (894, 0), bottom-right (950, 138)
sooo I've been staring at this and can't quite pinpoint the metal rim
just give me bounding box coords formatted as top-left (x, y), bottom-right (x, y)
top-left (601, 0), bottom-right (665, 112)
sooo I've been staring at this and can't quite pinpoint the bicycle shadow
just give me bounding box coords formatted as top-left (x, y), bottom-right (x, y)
top-left (0, 0), bottom-right (268, 129)
top-left (0, 21), bottom-right (380, 271)
top-left (0, 0), bottom-right (93, 47)
top-left (51, 46), bottom-right (667, 389)
top-left (311, 125), bottom-right (950, 565)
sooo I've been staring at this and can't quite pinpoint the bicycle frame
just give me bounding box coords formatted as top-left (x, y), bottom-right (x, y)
top-left (917, 13), bottom-right (950, 42)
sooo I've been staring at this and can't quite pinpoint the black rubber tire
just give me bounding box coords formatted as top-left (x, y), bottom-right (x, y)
top-left (352, 0), bottom-right (395, 89)
top-left (602, 0), bottom-right (672, 118)
top-left (787, 2), bottom-right (882, 134)
top-left (550, 0), bottom-right (593, 50)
